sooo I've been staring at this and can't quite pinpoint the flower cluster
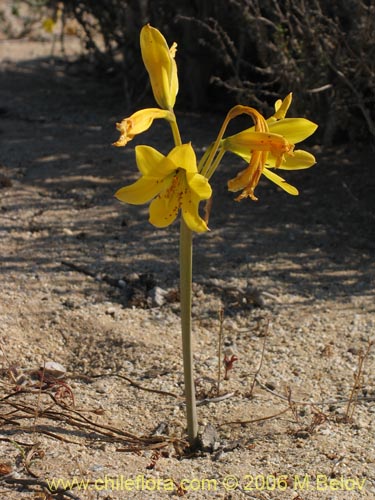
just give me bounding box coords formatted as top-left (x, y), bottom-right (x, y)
top-left (114, 24), bottom-right (317, 232)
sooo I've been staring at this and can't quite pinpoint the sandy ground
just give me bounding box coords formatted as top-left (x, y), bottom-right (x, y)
top-left (1, 34), bottom-right (375, 500)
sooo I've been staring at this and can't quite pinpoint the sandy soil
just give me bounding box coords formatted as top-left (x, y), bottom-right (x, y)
top-left (1, 35), bottom-right (375, 500)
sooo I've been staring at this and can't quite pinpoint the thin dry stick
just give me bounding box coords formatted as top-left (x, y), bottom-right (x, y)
top-left (19, 427), bottom-right (83, 445)
top-left (2, 391), bottom-right (182, 449)
top-left (0, 338), bottom-right (13, 377)
top-left (255, 378), bottom-right (375, 406)
top-left (345, 340), bottom-right (373, 421)
top-left (196, 392), bottom-right (236, 407)
top-left (32, 361), bottom-right (45, 430)
top-left (0, 477), bottom-right (81, 500)
top-left (6, 403), bottom-right (166, 448)
top-left (216, 308), bottom-right (224, 395)
top-left (109, 373), bottom-right (180, 399)
top-left (286, 385), bottom-right (300, 422)
top-left (248, 319), bottom-right (269, 397)
top-left (24, 443), bottom-right (43, 478)
top-left (71, 372), bottom-right (180, 398)
top-left (218, 406), bottom-right (291, 427)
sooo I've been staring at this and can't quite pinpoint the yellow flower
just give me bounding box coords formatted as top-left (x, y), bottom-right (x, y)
top-left (115, 144), bottom-right (212, 233)
top-left (140, 24), bottom-right (179, 110)
top-left (42, 18), bottom-right (56, 34)
top-left (113, 108), bottom-right (174, 147)
top-left (223, 96), bottom-right (318, 200)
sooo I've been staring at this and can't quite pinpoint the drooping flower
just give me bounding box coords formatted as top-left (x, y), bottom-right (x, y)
top-left (113, 108), bottom-right (174, 147)
top-left (223, 95), bottom-right (318, 200)
top-left (140, 24), bottom-right (179, 110)
top-left (115, 144), bottom-right (212, 233)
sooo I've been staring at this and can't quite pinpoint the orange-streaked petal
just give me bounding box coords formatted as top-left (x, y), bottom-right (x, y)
top-left (113, 108), bottom-right (172, 147)
top-left (223, 131), bottom-right (293, 153)
top-left (181, 191), bottom-right (209, 233)
top-left (227, 151), bottom-right (263, 192)
top-left (149, 186), bottom-right (180, 227)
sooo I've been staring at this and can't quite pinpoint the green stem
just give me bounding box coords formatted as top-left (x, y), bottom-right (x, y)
top-left (179, 219), bottom-right (198, 446)
top-left (197, 143), bottom-right (213, 173)
top-left (199, 112), bottom-right (232, 179)
top-left (200, 104), bottom-right (260, 180)
top-left (169, 117), bottom-right (198, 447)
top-left (205, 148), bottom-right (226, 181)
top-left (169, 113), bottom-right (182, 146)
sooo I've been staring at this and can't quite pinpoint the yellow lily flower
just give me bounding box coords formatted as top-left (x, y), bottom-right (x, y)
top-left (115, 143), bottom-right (212, 233)
top-left (223, 97), bottom-right (318, 200)
top-left (113, 108), bottom-right (173, 147)
top-left (140, 24), bottom-right (179, 110)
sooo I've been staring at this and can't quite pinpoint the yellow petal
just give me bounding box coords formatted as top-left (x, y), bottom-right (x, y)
top-left (223, 131), bottom-right (293, 159)
top-left (181, 192), bottom-right (209, 233)
top-left (115, 176), bottom-right (169, 205)
top-left (149, 186), bottom-right (180, 227)
top-left (167, 143), bottom-right (197, 174)
top-left (227, 151), bottom-right (263, 192)
top-left (42, 18), bottom-right (56, 33)
top-left (268, 118), bottom-right (318, 144)
top-left (169, 42), bottom-right (179, 107)
top-left (113, 108), bottom-right (172, 147)
top-left (262, 168), bottom-right (299, 195)
top-left (268, 93), bottom-right (293, 122)
top-left (267, 149), bottom-right (316, 170)
top-left (140, 25), bottom-right (178, 110)
top-left (274, 99), bottom-right (283, 112)
top-left (135, 145), bottom-right (176, 177)
top-left (186, 172), bottom-right (212, 199)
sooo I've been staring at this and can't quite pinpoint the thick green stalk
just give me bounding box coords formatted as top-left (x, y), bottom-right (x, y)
top-left (168, 113), bottom-right (182, 146)
top-left (169, 118), bottom-right (198, 447)
top-left (179, 219), bottom-right (198, 445)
